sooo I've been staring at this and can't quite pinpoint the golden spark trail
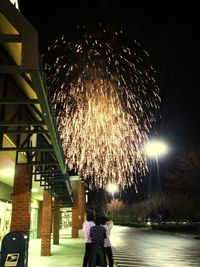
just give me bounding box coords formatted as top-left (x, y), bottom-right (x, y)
top-left (44, 25), bottom-right (160, 189)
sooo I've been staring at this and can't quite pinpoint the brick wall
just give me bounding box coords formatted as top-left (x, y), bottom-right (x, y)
top-left (41, 190), bottom-right (52, 256)
top-left (71, 180), bottom-right (85, 238)
top-left (11, 165), bottom-right (32, 236)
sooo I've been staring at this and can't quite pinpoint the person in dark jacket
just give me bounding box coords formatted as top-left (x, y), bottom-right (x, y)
top-left (90, 215), bottom-right (106, 267)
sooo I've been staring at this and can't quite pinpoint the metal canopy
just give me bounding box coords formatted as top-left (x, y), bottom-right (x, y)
top-left (0, 0), bottom-right (74, 206)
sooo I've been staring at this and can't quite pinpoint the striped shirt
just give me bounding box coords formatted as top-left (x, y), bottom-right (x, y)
top-left (104, 221), bottom-right (113, 247)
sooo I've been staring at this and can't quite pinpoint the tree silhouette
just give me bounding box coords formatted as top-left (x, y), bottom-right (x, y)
top-left (165, 150), bottom-right (200, 204)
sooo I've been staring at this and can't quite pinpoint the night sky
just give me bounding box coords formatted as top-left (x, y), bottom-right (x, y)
top-left (17, 3), bottom-right (199, 193)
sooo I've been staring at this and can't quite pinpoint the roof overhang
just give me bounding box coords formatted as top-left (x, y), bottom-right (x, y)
top-left (0, 0), bottom-right (74, 206)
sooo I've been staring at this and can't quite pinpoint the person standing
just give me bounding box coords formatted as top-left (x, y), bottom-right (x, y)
top-left (82, 211), bottom-right (95, 267)
top-left (102, 216), bottom-right (114, 267)
top-left (90, 215), bottom-right (106, 267)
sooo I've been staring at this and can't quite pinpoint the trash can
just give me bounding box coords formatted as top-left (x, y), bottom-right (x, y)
top-left (0, 231), bottom-right (28, 267)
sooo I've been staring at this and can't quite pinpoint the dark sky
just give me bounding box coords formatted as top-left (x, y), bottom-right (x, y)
top-left (18, 3), bottom-right (199, 173)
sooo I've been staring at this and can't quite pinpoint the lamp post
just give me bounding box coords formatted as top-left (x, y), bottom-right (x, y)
top-left (145, 139), bottom-right (168, 193)
top-left (107, 183), bottom-right (118, 199)
top-left (106, 183), bottom-right (118, 219)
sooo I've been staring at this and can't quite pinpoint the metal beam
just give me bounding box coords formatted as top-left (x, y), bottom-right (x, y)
top-left (0, 65), bottom-right (22, 73)
top-left (0, 147), bottom-right (54, 152)
top-left (17, 161), bottom-right (59, 166)
top-left (0, 99), bottom-right (39, 104)
top-left (0, 121), bottom-right (46, 126)
top-left (1, 129), bottom-right (49, 134)
top-left (30, 71), bottom-right (67, 175)
top-left (0, 34), bottom-right (22, 42)
top-left (32, 170), bottom-right (62, 175)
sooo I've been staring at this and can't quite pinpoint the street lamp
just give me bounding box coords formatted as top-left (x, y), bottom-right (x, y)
top-left (107, 183), bottom-right (118, 198)
top-left (145, 140), bottom-right (168, 158)
top-left (145, 139), bottom-right (169, 193)
top-left (106, 183), bottom-right (118, 219)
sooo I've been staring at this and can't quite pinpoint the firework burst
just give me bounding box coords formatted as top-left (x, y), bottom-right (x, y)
top-left (44, 25), bottom-right (160, 190)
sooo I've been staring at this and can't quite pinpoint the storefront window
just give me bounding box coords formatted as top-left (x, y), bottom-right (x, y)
top-left (0, 200), bottom-right (12, 247)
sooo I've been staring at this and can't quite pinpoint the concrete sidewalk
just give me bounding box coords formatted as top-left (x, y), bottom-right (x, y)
top-left (28, 228), bottom-right (85, 267)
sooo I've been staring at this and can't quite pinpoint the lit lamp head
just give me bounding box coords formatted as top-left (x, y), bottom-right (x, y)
top-left (145, 140), bottom-right (168, 158)
top-left (107, 183), bottom-right (118, 194)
